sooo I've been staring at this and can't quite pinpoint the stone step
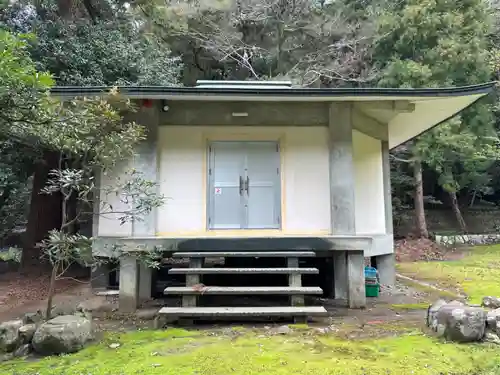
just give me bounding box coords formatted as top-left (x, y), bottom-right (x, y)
top-left (164, 286), bottom-right (323, 295)
top-left (168, 267), bottom-right (319, 275)
top-left (172, 251), bottom-right (316, 258)
top-left (157, 306), bottom-right (328, 318)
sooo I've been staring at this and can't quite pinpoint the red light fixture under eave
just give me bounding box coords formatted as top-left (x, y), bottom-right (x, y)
top-left (142, 99), bottom-right (153, 108)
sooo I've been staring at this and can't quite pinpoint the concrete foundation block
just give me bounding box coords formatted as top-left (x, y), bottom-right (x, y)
top-left (347, 251), bottom-right (366, 309)
top-left (119, 255), bottom-right (139, 313)
top-left (139, 263), bottom-right (152, 302)
top-left (90, 263), bottom-right (109, 290)
top-left (333, 252), bottom-right (348, 300)
top-left (374, 253), bottom-right (395, 286)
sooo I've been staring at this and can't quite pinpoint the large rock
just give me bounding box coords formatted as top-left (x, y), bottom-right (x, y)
top-left (426, 299), bottom-right (447, 328)
top-left (19, 324), bottom-right (37, 344)
top-left (482, 296), bottom-right (500, 309)
top-left (32, 315), bottom-right (92, 356)
top-left (0, 320), bottom-right (23, 352)
top-left (433, 304), bottom-right (487, 342)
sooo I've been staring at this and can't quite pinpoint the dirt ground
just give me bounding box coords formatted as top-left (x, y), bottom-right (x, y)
top-left (394, 238), bottom-right (468, 262)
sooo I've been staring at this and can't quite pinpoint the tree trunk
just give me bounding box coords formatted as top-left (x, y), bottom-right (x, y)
top-left (21, 151), bottom-right (62, 271)
top-left (413, 159), bottom-right (429, 238)
top-left (45, 263), bottom-right (58, 319)
top-left (449, 191), bottom-right (468, 233)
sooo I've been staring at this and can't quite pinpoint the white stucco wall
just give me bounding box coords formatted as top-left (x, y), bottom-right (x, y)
top-left (352, 130), bottom-right (386, 234)
top-left (156, 126), bottom-right (332, 236)
top-left (96, 126), bottom-right (387, 237)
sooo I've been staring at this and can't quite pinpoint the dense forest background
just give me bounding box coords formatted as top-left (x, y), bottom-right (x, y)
top-left (1, 0), bottom-right (500, 266)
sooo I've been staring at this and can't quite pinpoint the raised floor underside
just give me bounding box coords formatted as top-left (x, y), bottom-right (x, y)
top-left (91, 236), bottom-right (396, 320)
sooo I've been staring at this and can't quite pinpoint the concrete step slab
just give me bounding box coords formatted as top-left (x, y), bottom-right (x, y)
top-left (168, 267), bottom-right (319, 275)
top-left (172, 251), bottom-right (316, 258)
top-left (157, 306), bottom-right (328, 317)
top-left (164, 286), bottom-right (323, 295)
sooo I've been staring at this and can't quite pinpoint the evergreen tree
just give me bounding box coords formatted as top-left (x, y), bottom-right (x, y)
top-left (373, 0), bottom-right (498, 235)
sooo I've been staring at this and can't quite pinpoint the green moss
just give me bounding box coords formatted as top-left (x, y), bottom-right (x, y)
top-left (288, 323), bottom-right (309, 330)
top-left (230, 326), bottom-right (247, 332)
top-left (2, 328), bottom-right (499, 375)
top-left (390, 303), bottom-right (430, 311)
top-left (398, 244), bottom-right (500, 304)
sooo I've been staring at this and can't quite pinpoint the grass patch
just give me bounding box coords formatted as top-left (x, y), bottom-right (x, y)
top-left (390, 303), bottom-right (430, 311)
top-left (398, 244), bottom-right (500, 304)
top-left (2, 328), bottom-right (500, 374)
top-left (396, 275), bottom-right (461, 299)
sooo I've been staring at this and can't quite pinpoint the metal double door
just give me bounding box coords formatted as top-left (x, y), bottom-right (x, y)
top-left (208, 141), bottom-right (281, 229)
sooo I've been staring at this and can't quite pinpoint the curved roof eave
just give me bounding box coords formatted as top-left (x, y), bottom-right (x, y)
top-left (49, 82), bottom-right (496, 149)
top-left (50, 82), bottom-right (496, 101)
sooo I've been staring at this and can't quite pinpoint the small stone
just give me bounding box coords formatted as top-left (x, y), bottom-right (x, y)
top-left (18, 324), bottom-right (37, 344)
top-left (13, 344), bottom-right (30, 357)
top-left (109, 343), bottom-right (120, 349)
top-left (486, 308), bottom-right (500, 329)
top-left (482, 296), bottom-right (500, 309)
top-left (276, 325), bottom-right (291, 335)
top-left (0, 320), bottom-right (23, 352)
top-left (484, 331), bottom-right (500, 345)
top-left (135, 308), bottom-right (159, 321)
top-left (314, 327), bottom-right (328, 334)
top-left (23, 311), bottom-right (44, 325)
top-left (51, 305), bottom-right (76, 318)
top-left (77, 297), bottom-right (114, 314)
top-left (0, 353), bottom-right (14, 362)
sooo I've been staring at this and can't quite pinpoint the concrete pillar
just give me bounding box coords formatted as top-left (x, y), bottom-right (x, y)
top-left (381, 141), bottom-right (393, 234)
top-left (328, 103), bottom-right (356, 234)
top-left (129, 102), bottom-right (160, 308)
top-left (131, 102), bottom-right (159, 236)
top-left (119, 255), bottom-right (139, 313)
top-left (333, 252), bottom-right (348, 300)
top-left (329, 103), bottom-right (358, 305)
top-left (347, 251), bottom-right (366, 309)
top-left (379, 140), bottom-right (396, 286)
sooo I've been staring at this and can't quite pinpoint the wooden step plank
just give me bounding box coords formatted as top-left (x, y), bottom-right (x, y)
top-left (157, 306), bottom-right (328, 317)
top-left (172, 251), bottom-right (316, 258)
top-left (168, 267), bottom-right (319, 275)
top-left (164, 286), bottom-right (323, 295)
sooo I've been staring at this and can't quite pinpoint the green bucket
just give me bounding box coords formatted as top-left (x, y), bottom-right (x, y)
top-left (365, 283), bottom-right (379, 298)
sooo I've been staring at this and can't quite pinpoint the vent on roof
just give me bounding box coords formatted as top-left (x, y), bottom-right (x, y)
top-left (195, 80), bottom-right (292, 89)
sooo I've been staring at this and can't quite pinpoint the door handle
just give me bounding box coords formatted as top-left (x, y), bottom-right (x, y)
top-left (244, 176), bottom-right (249, 196)
top-left (239, 176), bottom-right (244, 196)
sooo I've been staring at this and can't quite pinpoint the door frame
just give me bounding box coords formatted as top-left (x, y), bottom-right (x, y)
top-left (204, 134), bottom-right (285, 231)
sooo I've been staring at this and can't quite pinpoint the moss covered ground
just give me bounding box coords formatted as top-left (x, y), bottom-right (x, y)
top-left (390, 302), bottom-right (430, 311)
top-left (2, 327), bottom-right (500, 375)
top-left (397, 243), bottom-right (500, 304)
